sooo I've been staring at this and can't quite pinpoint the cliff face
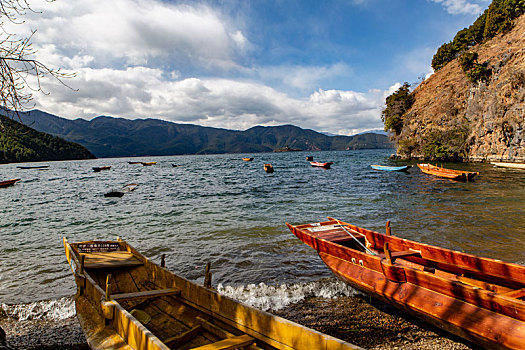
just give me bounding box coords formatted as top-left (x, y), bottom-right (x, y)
top-left (396, 13), bottom-right (525, 162)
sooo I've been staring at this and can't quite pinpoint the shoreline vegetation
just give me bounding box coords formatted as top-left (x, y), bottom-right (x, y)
top-left (0, 294), bottom-right (479, 350)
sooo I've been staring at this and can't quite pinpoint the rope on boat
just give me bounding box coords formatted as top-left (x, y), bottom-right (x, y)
top-left (336, 225), bottom-right (377, 255)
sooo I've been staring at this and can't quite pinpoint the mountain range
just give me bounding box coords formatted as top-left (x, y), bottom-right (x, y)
top-left (12, 109), bottom-right (392, 158)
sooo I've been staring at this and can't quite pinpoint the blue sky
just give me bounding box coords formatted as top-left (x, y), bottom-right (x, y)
top-left (13, 0), bottom-right (490, 135)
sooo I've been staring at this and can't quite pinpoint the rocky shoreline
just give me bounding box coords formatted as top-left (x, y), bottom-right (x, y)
top-left (0, 294), bottom-right (484, 350)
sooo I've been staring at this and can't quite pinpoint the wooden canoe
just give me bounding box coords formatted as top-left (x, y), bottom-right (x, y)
top-left (491, 162), bottom-right (525, 170)
top-left (417, 163), bottom-right (478, 181)
top-left (63, 238), bottom-right (360, 350)
top-left (286, 218), bottom-right (525, 349)
top-left (309, 161), bottom-right (333, 169)
top-left (370, 165), bottom-right (410, 172)
top-left (0, 178), bottom-right (21, 188)
top-left (16, 165), bottom-right (49, 169)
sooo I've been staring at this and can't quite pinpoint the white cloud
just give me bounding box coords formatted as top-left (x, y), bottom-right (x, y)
top-left (35, 68), bottom-right (389, 135)
top-left (17, 0), bottom-right (249, 70)
top-left (8, 0), bottom-right (389, 135)
top-left (257, 63), bottom-right (352, 91)
top-left (430, 0), bottom-right (486, 16)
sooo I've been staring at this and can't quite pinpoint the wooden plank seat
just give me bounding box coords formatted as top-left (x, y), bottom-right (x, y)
top-left (378, 250), bottom-right (421, 262)
top-left (81, 251), bottom-right (143, 269)
top-left (111, 288), bottom-right (181, 301)
top-left (190, 334), bottom-right (255, 350)
top-left (164, 325), bottom-right (203, 348)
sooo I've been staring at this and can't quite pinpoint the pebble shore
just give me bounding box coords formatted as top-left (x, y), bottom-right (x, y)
top-left (1, 294), bottom-right (484, 350)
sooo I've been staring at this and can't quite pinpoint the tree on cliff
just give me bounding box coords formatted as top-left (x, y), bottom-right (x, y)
top-left (432, 0), bottom-right (525, 72)
top-left (381, 83), bottom-right (414, 136)
top-left (0, 0), bottom-right (74, 123)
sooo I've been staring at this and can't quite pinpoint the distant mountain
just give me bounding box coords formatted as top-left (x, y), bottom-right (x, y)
top-left (0, 114), bottom-right (95, 163)
top-left (11, 109), bottom-right (393, 158)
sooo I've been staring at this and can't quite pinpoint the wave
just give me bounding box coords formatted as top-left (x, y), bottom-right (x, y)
top-left (217, 278), bottom-right (357, 312)
top-left (1, 296), bottom-right (76, 321)
top-left (0, 279), bottom-right (355, 321)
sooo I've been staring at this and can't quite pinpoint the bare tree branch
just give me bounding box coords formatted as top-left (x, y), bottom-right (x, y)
top-left (0, 0), bottom-right (76, 127)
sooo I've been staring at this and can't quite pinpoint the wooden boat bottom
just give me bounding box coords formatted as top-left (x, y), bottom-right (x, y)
top-left (319, 252), bottom-right (525, 350)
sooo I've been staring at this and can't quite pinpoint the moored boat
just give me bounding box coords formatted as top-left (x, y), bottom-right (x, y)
top-left (242, 157), bottom-right (254, 161)
top-left (0, 178), bottom-right (21, 188)
top-left (417, 163), bottom-right (478, 181)
top-left (491, 162), bottom-right (525, 170)
top-left (63, 238), bottom-right (361, 350)
top-left (286, 217), bottom-right (525, 349)
top-left (310, 161), bottom-right (333, 169)
top-left (264, 163), bottom-right (274, 173)
top-left (128, 161), bottom-right (142, 164)
top-left (104, 183), bottom-right (138, 198)
top-left (17, 165), bottom-right (49, 169)
top-left (370, 164), bottom-right (410, 172)
top-left (93, 166), bottom-right (111, 172)
top-left (141, 162), bottom-right (157, 166)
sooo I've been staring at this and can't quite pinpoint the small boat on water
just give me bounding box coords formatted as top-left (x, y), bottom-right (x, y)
top-left (370, 164), bottom-right (410, 172)
top-left (306, 156), bottom-right (313, 161)
top-left (93, 166), bottom-right (111, 172)
top-left (417, 163), bottom-right (478, 181)
top-left (491, 162), bottom-right (525, 170)
top-left (63, 238), bottom-right (360, 350)
top-left (128, 161), bottom-right (142, 164)
top-left (264, 163), bottom-right (274, 173)
top-left (17, 165), bottom-right (49, 169)
top-left (310, 161), bottom-right (333, 169)
top-left (104, 183), bottom-right (139, 198)
top-left (242, 157), bottom-right (254, 161)
top-left (286, 217), bottom-right (525, 349)
top-left (141, 162), bottom-right (157, 166)
top-left (0, 179), bottom-right (21, 188)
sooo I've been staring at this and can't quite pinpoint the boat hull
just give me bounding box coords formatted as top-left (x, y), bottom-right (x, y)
top-left (370, 165), bottom-right (409, 172)
top-left (417, 163), bottom-right (478, 180)
top-left (286, 219), bottom-right (525, 350)
top-left (310, 161), bottom-right (333, 169)
top-left (0, 179), bottom-right (21, 188)
top-left (491, 162), bottom-right (525, 170)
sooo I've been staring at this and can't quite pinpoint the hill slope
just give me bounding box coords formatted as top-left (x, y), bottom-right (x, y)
top-left (392, 12), bottom-right (525, 162)
top-left (0, 115), bottom-right (96, 163)
top-left (13, 110), bottom-right (393, 158)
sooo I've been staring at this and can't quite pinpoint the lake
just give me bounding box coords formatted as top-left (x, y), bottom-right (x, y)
top-left (1, 149), bottom-right (524, 320)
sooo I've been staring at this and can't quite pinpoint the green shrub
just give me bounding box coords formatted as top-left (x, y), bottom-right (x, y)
top-left (422, 127), bottom-right (469, 161)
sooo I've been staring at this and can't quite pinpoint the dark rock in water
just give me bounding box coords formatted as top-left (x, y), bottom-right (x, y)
top-left (104, 191), bottom-right (124, 198)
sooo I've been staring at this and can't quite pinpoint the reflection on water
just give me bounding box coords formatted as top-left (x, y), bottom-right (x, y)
top-left (0, 150), bottom-right (524, 304)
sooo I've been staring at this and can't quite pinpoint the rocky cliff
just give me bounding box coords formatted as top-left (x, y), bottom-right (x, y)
top-left (395, 13), bottom-right (525, 162)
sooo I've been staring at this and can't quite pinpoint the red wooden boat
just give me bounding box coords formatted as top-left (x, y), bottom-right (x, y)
top-left (0, 178), bottom-right (21, 188)
top-left (310, 161), bottom-right (333, 169)
top-left (417, 163), bottom-right (478, 181)
top-left (286, 217), bottom-right (525, 349)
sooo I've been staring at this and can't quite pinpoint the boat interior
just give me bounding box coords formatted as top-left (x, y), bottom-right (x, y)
top-left (294, 219), bottom-right (525, 309)
top-left (69, 241), bottom-right (270, 350)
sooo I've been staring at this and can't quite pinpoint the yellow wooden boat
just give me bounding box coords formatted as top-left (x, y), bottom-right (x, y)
top-left (64, 238), bottom-right (360, 350)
